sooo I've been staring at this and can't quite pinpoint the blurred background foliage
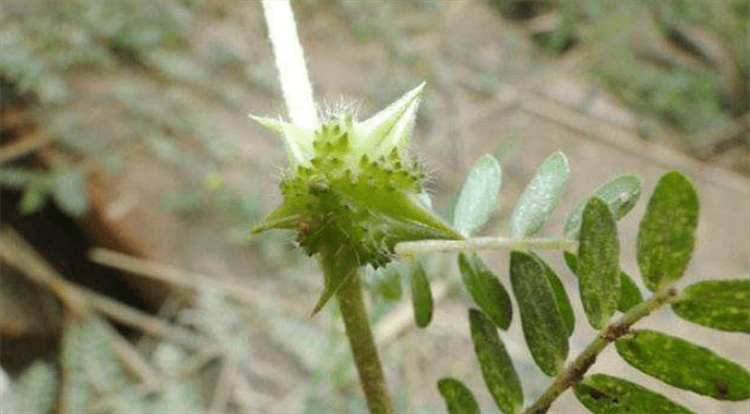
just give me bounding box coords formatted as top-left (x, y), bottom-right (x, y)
top-left (0, 1), bottom-right (748, 413)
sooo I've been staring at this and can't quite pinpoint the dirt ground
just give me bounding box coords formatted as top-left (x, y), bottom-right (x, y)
top-left (4, 1), bottom-right (749, 413)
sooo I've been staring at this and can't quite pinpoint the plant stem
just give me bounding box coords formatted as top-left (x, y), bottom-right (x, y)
top-left (521, 286), bottom-right (679, 414)
top-left (321, 247), bottom-right (393, 414)
top-left (395, 237), bottom-right (576, 256)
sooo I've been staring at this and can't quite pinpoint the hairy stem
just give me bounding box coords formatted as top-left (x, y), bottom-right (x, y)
top-left (395, 237), bottom-right (576, 256)
top-left (522, 286), bottom-right (679, 414)
top-left (321, 248), bottom-right (393, 414)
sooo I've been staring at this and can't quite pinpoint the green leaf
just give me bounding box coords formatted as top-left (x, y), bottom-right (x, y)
top-left (672, 279), bottom-right (750, 333)
top-left (637, 171), bottom-right (699, 291)
top-left (469, 309), bottom-right (523, 414)
top-left (577, 197), bottom-right (620, 329)
top-left (51, 169), bottom-right (89, 217)
top-left (617, 272), bottom-right (643, 312)
top-left (411, 260), bottom-right (433, 328)
top-left (458, 252), bottom-right (512, 330)
top-left (453, 154), bottom-right (501, 236)
top-left (437, 377), bottom-right (481, 414)
top-left (510, 251), bottom-right (569, 376)
top-left (574, 374), bottom-right (695, 414)
top-left (531, 253), bottom-right (575, 336)
top-left (616, 329), bottom-right (750, 401)
top-left (509, 152), bottom-right (569, 238)
top-left (564, 174), bottom-right (643, 239)
top-left (563, 252), bottom-right (642, 313)
top-left (371, 262), bottom-right (405, 301)
top-left (20, 183), bottom-right (48, 214)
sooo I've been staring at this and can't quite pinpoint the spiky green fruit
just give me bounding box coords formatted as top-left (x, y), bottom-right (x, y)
top-left (251, 84), bottom-right (462, 270)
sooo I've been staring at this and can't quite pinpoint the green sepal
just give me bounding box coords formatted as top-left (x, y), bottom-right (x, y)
top-left (314, 245), bottom-right (359, 315)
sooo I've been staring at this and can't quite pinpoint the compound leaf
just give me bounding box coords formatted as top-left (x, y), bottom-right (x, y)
top-left (453, 154), bottom-right (502, 236)
top-left (469, 309), bottom-right (523, 414)
top-left (510, 251), bottom-right (569, 376)
top-left (458, 252), bottom-right (512, 330)
top-left (574, 374), bottom-right (695, 414)
top-left (578, 197), bottom-right (620, 329)
top-left (411, 261), bottom-right (433, 328)
top-left (616, 329), bottom-right (750, 401)
top-left (672, 279), bottom-right (750, 333)
top-left (509, 152), bottom-right (569, 238)
top-left (564, 174), bottom-right (643, 239)
top-left (437, 377), bottom-right (481, 414)
top-left (637, 171), bottom-right (699, 291)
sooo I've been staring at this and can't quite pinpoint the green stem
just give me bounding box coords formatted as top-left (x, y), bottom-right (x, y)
top-left (521, 286), bottom-right (679, 414)
top-left (395, 237), bottom-right (576, 256)
top-left (321, 248), bottom-right (393, 414)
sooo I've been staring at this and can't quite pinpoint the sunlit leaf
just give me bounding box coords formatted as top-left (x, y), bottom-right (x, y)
top-left (564, 174), bottom-right (643, 239)
top-left (437, 377), bottom-right (481, 414)
top-left (411, 261), bottom-right (433, 328)
top-left (509, 152), bottom-right (569, 238)
top-left (453, 154), bottom-right (501, 236)
top-left (531, 253), bottom-right (575, 336)
top-left (672, 279), bottom-right (750, 333)
top-left (616, 329), bottom-right (750, 400)
top-left (510, 251), bottom-right (568, 376)
top-left (458, 252), bottom-right (512, 330)
top-left (637, 171), bottom-right (699, 291)
top-left (469, 309), bottom-right (523, 414)
top-left (574, 374), bottom-right (695, 414)
top-left (578, 197), bottom-right (620, 329)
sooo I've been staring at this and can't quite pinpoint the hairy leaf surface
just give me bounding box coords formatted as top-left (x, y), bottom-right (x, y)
top-left (564, 174), bottom-right (642, 239)
top-left (637, 171), bottom-right (699, 291)
top-left (458, 252), bottom-right (512, 330)
top-left (437, 377), bottom-right (481, 414)
top-left (616, 330), bottom-right (750, 400)
top-left (574, 374), bottom-right (695, 414)
top-left (672, 279), bottom-right (750, 333)
top-left (469, 309), bottom-right (523, 414)
top-left (509, 152), bottom-right (569, 238)
top-left (578, 197), bottom-right (620, 329)
top-left (510, 251), bottom-right (568, 376)
top-left (453, 154), bottom-right (501, 236)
